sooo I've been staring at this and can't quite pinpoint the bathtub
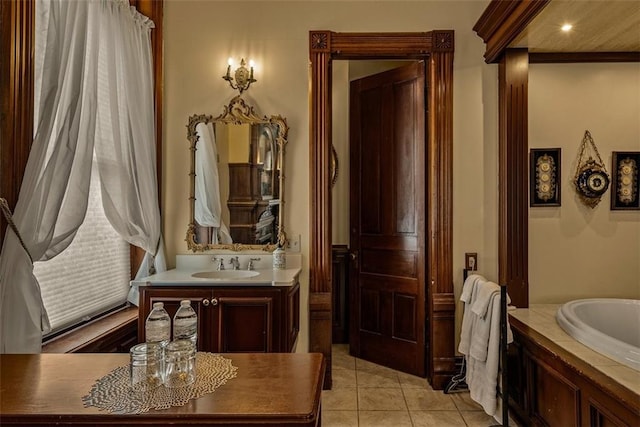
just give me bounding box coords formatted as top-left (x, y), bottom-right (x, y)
top-left (556, 298), bottom-right (640, 371)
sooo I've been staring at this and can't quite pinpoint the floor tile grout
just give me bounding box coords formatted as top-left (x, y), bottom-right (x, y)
top-left (324, 344), bottom-right (510, 427)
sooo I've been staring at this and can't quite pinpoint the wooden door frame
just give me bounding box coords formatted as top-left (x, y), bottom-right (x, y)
top-left (309, 31), bottom-right (456, 390)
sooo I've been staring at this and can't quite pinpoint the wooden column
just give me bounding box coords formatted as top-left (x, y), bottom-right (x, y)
top-left (308, 31), bottom-right (333, 389)
top-left (498, 48), bottom-right (529, 308)
top-left (427, 34), bottom-right (456, 389)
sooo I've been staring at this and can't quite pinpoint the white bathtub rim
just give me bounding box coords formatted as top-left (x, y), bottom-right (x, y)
top-left (556, 298), bottom-right (640, 372)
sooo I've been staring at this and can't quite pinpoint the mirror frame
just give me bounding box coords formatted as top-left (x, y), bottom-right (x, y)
top-left (185, 96), bottom-right (289, 252)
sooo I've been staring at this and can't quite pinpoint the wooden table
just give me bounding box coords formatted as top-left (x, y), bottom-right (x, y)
top-left (0, 352), bottom-right (325, 426)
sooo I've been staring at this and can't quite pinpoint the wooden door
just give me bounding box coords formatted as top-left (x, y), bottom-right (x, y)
top-left (349, 61), bottom-right (426, 376)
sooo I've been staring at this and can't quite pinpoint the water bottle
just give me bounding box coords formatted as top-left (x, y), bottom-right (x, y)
top-left (145, 302), bottom-right (171, 348)
top-left (173, 300), bottom-right (198, 347)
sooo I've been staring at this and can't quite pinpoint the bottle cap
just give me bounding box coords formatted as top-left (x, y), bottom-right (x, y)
top-left (152, 302), bottom-right (164, 309)
top-left (180, 300), bottom-right (190, 306)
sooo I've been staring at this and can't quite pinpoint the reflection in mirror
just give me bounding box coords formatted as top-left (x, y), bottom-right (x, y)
top-left (186, 96), bottom-right (288, 252)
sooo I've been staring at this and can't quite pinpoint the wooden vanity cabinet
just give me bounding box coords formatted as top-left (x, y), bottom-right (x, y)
top-left (138, 283), bottom-right (299, 353)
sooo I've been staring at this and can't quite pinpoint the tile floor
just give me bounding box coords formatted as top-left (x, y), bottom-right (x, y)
top-left (322, 344), bottom-right (517, 427)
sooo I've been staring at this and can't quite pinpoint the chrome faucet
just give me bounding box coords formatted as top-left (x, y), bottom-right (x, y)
top-left (247, 257), bottom-right (261, 271)
top-left (213, 256), bottom-right (225, 271)
top-left (229, 256), bottom-right (240, 270)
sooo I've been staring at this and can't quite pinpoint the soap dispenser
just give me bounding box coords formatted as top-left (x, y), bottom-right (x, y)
top-left (272, 245), bottom-right (286, 270)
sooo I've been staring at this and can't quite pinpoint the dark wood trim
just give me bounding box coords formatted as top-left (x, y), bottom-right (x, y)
top-left (331, 244), bottom-right (350, 344)
top-left (309, 30), bottom-right (455, 390)
top-left (529, 51), bottom-right (640, 63)
top-left (509, 314), bottom-right (640, 426)
top-left (308, 292), bottom-right (332, 389)
top-left (427, 49), bottom-right (456, 389)
top-left (42, 306), bottom-right (138, 353)
top-left (309, 30), bottom-right (333, 390)
top-left (0, 0), bottom-right (35, 247)
top-left (129, 0), bottom-right (163, 274)
top-left (498, 49), bottom-right (529, 308)
top-left (473, 0), bottom-right (550, 64)
top-left (131, 0), bottom-right (163, 206)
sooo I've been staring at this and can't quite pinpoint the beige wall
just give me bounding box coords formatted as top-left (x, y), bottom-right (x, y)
top-left (528, 63), bottom-right (640, 303)
top-left (163, 0), bottom-right (499, 353)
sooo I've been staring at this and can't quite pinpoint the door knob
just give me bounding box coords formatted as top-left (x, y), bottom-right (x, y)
top-left (349, 251), bottom-right (358, 268)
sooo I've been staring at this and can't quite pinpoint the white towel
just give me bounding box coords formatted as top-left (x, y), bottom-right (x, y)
top-left (466, 292), bottom-right (502, 415)
top-left (459, 279), bottom-right (514, 417)
top-left (458, 274), bottom-right (485, 355)
top-left (194, 122), bottom-right (232, 244)
top-left (469, 281), bottom-right (500, 361)
top-left (471, 280), bottom-right (500, 318)
top-left (460, 274), bottom-right (484, 303)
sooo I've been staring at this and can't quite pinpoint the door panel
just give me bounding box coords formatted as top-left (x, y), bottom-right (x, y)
top-left (349, 61), bottom-right (426, 376)
top-left (393, 293), bottom-right (417, 341)
top-left (359, 289), bottom-right (381, 334)
top-left (360, 248), bottom-right (417, 277)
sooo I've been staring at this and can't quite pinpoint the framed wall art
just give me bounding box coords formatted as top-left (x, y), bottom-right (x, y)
top-left (611, 151), bottom-right (640, 210)
top-left (530, 148), bottom-right (561, 207)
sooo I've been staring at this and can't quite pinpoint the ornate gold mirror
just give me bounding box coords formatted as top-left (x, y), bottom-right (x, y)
top-left (186, 96), bottom-right (288, 252)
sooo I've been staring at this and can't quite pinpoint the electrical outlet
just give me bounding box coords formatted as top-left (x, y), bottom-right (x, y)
top-left (286, 234), bottom-right (301, 252)
top-left (465, 253), bottom-right (478, 271)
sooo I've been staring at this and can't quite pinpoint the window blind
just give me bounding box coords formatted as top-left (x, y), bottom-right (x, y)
top-left (34, 166), bottom-right (130, 334)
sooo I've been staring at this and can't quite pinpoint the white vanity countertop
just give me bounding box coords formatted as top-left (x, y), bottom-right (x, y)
top-left (131, 253), bottom-right (302, 288)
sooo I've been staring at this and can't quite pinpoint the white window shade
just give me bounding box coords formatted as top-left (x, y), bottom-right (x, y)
top-left (34, 165), bottom-right (130, 334)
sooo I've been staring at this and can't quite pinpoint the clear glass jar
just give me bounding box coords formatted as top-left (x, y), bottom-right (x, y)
top-left (129, 342), bottom-right (163, 391)
top-left (164, 339), bottom-right (196, 388)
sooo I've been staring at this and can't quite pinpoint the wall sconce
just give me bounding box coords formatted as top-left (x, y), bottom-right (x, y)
top-left (223, 58), bottom-right (256, 94)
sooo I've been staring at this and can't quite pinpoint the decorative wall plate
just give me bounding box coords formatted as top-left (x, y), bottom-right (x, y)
top-left (573, 131), bottom-right (609, 208)
top-left (576, 160), bottom-right (610, 198)
top-left (530, 148), bottom-right (561, 206)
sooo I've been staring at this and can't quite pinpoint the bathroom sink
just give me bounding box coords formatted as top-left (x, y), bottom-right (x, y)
top-left (191, 270), bottom-right (260, 280)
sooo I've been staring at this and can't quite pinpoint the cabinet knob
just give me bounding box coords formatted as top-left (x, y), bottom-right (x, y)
top-left (211, 297), bottom-right (218, 306)
top-left (202, 299), bottom-right (210, 306)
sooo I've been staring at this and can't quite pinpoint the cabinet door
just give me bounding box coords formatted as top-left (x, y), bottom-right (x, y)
top-left (215, 290), bottom-right (279, 353)
top-left (139, 287), bottom-right (213, 352)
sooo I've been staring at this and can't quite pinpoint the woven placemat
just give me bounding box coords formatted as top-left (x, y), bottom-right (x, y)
top-left (82, 352), bottom-right (238, 414)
